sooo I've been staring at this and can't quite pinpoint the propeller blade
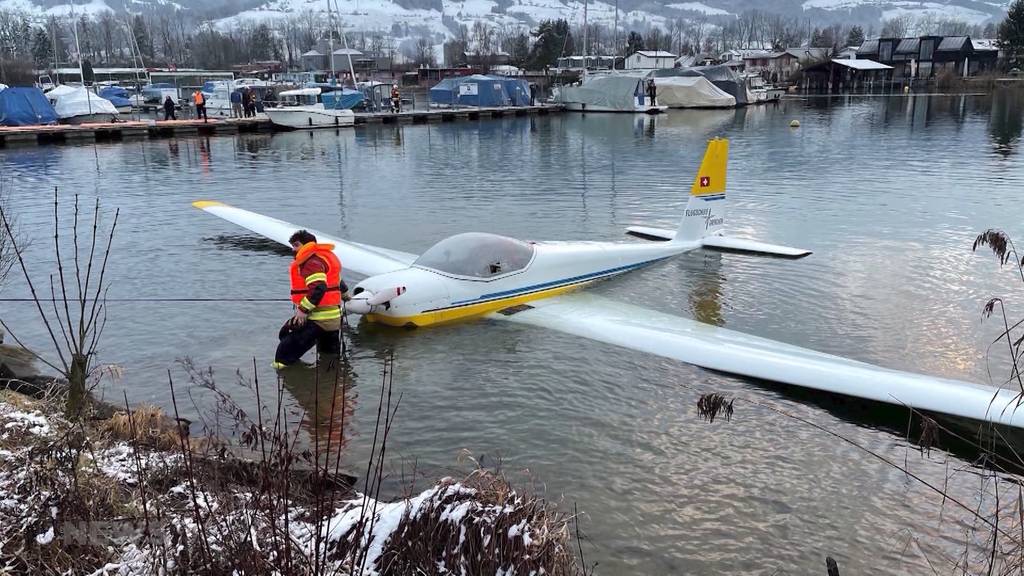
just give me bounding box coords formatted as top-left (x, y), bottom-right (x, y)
top-left (367, 286), bottom-right (406, 306)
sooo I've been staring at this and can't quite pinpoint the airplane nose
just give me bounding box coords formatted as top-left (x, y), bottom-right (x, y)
top-left (346, 286), bottom-right (406, 315)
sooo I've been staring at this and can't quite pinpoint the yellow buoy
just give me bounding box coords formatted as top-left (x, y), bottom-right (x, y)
top-left (789, 120), bottom-right (801, 128)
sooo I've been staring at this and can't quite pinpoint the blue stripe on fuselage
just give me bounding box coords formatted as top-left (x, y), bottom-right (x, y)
top-left (443, 256), bottom-right (670, 309)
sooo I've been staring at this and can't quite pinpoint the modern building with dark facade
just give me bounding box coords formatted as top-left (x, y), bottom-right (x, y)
top-left (857, 36), bottom-right (999, 79)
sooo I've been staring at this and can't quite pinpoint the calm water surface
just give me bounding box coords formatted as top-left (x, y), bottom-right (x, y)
top-left (3, 92), bottom-right (1024, 574)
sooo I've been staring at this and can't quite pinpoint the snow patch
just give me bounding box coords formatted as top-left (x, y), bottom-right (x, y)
top-left (666, 2), bottom-right (730, 16)
top-left (2, 410), bottom-right (52, 437)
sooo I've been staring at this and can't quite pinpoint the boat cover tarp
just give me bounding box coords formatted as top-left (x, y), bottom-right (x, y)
top-left (653, 75), bottom-right (736, 108)
top-left (0, 87), bottom-right (58, 126)
top-left (322, 88), bottom-right (365, 110)
top-left (44, 84), bottom-right (78, 102)
top-left (0, 83), bottom-right (7, 92)
top-left (656, 66), bottom-right (750, 105)
top-left (556, 75), bottom-right (645, 111)
top-left (430, 75), bottom-right (511, 106)
top-left (99, 86), bottom-right (132, 108)
top-left (53, 87), bottom-right (119, 119)
top-left (499, 78), bottom-right (531, 106)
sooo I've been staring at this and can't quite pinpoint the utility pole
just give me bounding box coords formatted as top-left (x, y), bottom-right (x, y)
top-left (614, 0), bottom-right (618, 56)
top-left (582, 0), bottom-right (588, 69)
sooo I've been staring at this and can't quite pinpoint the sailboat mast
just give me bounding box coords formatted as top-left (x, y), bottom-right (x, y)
top-left (613, 0), bottom-right (618, 56)
top-left (69, 0), bottom-right (92, 114)
top-left (334, 0), bottom-right (356, 86)
top-left (327, 0), bottom-right (336, 81)
top-left (582, 0), bottom-right (588, 69)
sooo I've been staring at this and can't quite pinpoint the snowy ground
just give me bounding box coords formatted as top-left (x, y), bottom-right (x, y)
top-left (0, 391), bottom-right (576, 575)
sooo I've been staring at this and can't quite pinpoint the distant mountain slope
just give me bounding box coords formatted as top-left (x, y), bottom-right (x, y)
top-left (0, 0), bottom-right (1010, 33)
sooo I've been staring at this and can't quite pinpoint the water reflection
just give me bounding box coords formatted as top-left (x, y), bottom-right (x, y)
top-left (989, 88), bottom-right (1023, 158)
top-left (278, 353), bottom-right (357, 451)
top-left (688, 252), bottom-right (725, 327)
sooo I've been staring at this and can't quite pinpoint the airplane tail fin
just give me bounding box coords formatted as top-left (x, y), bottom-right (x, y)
top-left (675, 137), bottom-right (728, 242)
top-left (625, 138), bottom-right (812, 259)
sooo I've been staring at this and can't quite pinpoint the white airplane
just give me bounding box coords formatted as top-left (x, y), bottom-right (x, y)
top-left (193, 139), bottom-right (1024, 430)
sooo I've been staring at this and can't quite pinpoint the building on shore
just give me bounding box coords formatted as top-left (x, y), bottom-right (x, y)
top-left (855, 36), bottom-right (999, 79)
top-left (625, 51), bottom-right (678, 70)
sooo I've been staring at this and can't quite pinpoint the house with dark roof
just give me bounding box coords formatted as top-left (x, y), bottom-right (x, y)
top-left (741, 47), bottom-right (832, 83)
top-left (856, 35), bottom-right (997, 79)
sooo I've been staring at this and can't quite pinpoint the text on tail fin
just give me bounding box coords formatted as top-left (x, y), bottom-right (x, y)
top-left (690, 138), bottom-right (729, 196)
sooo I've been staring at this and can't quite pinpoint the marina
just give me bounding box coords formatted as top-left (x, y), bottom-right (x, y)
top-left (0, 105), bottom-right (561, 146)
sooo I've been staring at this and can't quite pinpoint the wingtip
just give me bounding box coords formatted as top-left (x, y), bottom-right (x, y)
top-left (192, 200), bottom-right (226, 209)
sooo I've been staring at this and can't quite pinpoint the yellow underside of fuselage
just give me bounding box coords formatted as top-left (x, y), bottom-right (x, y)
top-left (365, 279), bottom-right (593, 328)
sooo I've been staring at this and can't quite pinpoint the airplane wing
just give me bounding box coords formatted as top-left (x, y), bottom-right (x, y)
top-left (193, 201), bottom-right (417, 277)
top-left (493, 293), bottom-right (1024, 429)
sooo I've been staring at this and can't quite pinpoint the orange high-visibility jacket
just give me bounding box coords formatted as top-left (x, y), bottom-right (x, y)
top-left (289, 243), bottom-right (343, 321)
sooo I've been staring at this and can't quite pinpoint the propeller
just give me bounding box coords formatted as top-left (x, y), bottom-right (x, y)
top-left (346, 286), bottom-right (406, 315)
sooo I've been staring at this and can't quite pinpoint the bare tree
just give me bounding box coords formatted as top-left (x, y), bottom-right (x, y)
top-left (0, 189), bottom-right (14, 289)
top-left (881, 14), bottom-right (914, 38)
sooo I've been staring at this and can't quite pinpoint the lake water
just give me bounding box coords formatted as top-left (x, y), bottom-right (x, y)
top-left (2, 91), bottom-right (1024, 574)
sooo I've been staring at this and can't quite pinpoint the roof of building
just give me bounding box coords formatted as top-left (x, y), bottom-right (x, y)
top-left (831, 58), bottom-right (892, 70)
top-left (302, 50), bottom-right (324, 57)
top-left (858, 39), bottom-right (879, 55)
top-left (633, 50), bottom-right (678, 58)
top-left (895, 38), bottom-right (920, 54)
top-left (741, 50), bottom-right (776, 60)
top-left (973, 38), bottom-right (1000, 51)
top-left (785, 47), bottom-right (831, 60)
top-left (937, 36), bottom-right (970, 51)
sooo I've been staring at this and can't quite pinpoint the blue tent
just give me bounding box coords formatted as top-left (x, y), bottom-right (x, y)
top-left (0, 87), bottom-right (58, 126)
top-left (498, 78), bottom-right (531, 106)
top-left (99, 86), bottom-right (132, 108)
top-left (429, 75), bottom-right (511, 107)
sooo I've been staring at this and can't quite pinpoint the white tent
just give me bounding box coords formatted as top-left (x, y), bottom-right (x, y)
top-left (654, 75), bottom-right (736, 108)
top-left (52, 86), bottom-right (119, 122)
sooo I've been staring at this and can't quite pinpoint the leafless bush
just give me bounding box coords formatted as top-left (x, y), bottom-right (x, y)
top-left (0, 188), bottom-right (119, 418)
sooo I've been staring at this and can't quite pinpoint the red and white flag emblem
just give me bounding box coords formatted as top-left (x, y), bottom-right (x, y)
top-left (699, 176), bottom-right (710, 187)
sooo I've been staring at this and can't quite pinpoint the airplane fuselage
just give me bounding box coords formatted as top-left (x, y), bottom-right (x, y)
top-left (354, 233), bottom-right (700, 327)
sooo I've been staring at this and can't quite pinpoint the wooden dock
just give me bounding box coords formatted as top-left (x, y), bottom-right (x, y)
top-left (0, 105), bottom-right (561, 147)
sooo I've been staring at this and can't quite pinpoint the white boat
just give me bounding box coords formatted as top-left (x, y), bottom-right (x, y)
top-left (202, 78), bottom-right (275, 117)
top-left (555, 74), bottom-right (666, 113)
top-left (46, 85), bottom-right (119, 124)
top-left (746, 75), bottom-right (786, 103)
top-left (265, 88), bottom-right (355, 129)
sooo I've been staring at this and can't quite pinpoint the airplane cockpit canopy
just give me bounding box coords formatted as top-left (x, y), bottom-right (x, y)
top-left (413, 232), bottom-right (535, 279)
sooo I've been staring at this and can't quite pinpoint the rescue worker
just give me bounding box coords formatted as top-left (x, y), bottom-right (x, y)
top-left (390, 85), bottom-right (401, 113)
top-left (273, 230), bottom-right (348, 369)
top-left (193, 89), bottom-right (207, 122)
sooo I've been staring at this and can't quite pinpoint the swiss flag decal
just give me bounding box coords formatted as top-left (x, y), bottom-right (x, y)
top-left (699, 176), bottom-right (711, 188)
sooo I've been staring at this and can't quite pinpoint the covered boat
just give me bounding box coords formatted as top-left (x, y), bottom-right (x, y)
top-left (50, 86), bottom-right (119, 124)
top-left (681, 65), bottom-right (752, 106)
top-left (99, 86), bottom-right (133, 113)
top-left (555, 74), bottom-right (666, 113)
top-left (142, 83), bottom-right (178, 105)
top-left (0, 87), bottom-right (58, 126)
top-left (651, 75), bottom-right (736, 108)
top-left (429, 75), bottom-right (512, 107)
top-left (319, 87), bottom-right (365, 110)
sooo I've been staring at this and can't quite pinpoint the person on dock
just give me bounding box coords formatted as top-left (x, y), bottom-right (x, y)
top-left (163, 96), bottom-right (176, 121)
top-left (646, 79), bottom-right (657, 107)
top-left (273, 230), bottom-right (348, 370)
top-left (390, 85), bottom-right (401, 113)
top-left (230, 90), bottom-right (243, 118)
top-left (193, 89), bottom-right (207, 122)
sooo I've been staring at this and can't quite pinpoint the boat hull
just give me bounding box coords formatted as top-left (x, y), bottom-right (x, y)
top-left (60, 113), bottom-right (119, 125)
top-left (265, 107), bottom-right (356, 129)
top-left (562, 102), bottom-right (667, 114)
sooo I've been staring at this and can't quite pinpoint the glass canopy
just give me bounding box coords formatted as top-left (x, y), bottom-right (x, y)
top-left (413, 232), bottom-right (535, 279)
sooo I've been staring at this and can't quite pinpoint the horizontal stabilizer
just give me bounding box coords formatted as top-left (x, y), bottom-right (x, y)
top-left (701, 236), bottom-right (811, 259)
top-left (626, 226), bottom-right (676, 241)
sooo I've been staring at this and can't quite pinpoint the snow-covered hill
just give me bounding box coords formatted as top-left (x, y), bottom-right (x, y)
top-left (0, 0), bottom-right (1011, 35)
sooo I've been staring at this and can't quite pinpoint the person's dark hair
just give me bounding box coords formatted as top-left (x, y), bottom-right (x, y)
top-left (289, 230), bottom-right (317, 245)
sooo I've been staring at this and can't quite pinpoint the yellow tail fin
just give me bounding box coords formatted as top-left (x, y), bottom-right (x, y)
top-left (690, 138), bottom-right (728, 196)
